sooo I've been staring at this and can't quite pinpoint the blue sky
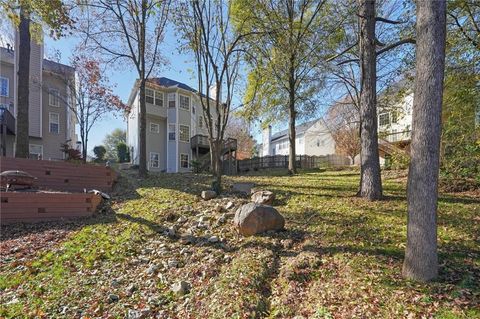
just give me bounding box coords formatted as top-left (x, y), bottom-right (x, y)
top-left (44, 26), bottom-right (200, 154)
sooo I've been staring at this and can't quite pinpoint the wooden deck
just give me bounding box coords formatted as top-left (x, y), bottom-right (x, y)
top-left (0, 157), bottom-right (117, 192)
top-left (0, 191), bottom-right (103, 224)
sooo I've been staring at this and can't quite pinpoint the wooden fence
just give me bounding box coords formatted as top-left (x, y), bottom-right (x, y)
top-left (0, 157), bottom-right (117, 192)
top-left (238, 154), bottom-right (351, 172)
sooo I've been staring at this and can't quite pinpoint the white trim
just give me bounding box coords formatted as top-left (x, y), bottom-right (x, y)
top-left (180, 153), bottom-right (189, 169)
top-left (150, 122), bottom-right (160, 133)
top-left (29, 144), bottom-right (43, 159)
top-left (49, 112), bottom-right (60, 134)
top-left (176, 91), bottom-right (179, 172)
top-left (0, 76), bottom-right (9, 97)
top-left (179, 124), bottom-right (190, 143)
top-left (149, 152), bottom-right (160, 168)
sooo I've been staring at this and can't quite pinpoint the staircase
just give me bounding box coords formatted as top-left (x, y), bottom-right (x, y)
top-left (190, 135), bottom-right (238, 174)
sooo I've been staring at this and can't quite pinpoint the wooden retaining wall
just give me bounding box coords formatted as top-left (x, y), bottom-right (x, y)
top-left (0, 157), bottom-right (117, 192)
top-left (0, 192), bottom-right (102, 224)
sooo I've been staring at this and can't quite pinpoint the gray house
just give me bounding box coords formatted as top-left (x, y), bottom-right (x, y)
top-left (0, 38), bottom-right (76, 159)
top-left (260, 118), bottom-right (336, 157)
top-left (126, 77), bottom-right (231, 173)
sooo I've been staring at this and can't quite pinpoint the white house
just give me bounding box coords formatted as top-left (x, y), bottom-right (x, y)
top-left (260, 118), bottom-right (336, 157)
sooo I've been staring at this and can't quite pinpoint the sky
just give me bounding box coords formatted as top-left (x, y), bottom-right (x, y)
top-left (43, 25), bottom-right (199, 154)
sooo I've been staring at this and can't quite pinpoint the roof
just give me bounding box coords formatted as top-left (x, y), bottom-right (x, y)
top-left (147, 77), bottom-right (197, 93)
top-left (0, 46), bottom-right (74, 75)
top-left (270, 119), bottom-right (320, 142)
top-left (128, 76), bottom-right (214, 107)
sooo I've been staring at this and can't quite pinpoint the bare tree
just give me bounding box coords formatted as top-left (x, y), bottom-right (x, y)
top-left (325, 100), bottom-right (360, 164)
top-left (59, 55), bottom-right (126, 162)
top-left (403, 0), bottom-right (447, 282)
top-left (77, 0), bottom-right (169, 177)
top-left (175, 0), bottom-right (243, 190)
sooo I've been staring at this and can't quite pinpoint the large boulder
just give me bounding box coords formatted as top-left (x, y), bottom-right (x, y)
top-left (234, 203), bottom-right (285, 236)
top-left (251, 190), bottom-right (275, 205)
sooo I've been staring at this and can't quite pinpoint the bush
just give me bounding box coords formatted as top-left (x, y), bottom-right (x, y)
top-left (93, 145), bottom-right (107, 163)
top-left (116, 142), bottom-right (130, 163)
top-left (190, 160), bottom-right (202, 173)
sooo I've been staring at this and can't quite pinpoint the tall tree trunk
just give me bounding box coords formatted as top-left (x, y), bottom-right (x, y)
top-left (402, 0), bottom-right (447, 282)
top-left (15, 8), bottom-right (31, 158)
top-left (358, 0), bottom-right (382, 200)
top-left (138, 80), bottom-right (148, 177)
top-left (288, 66), bottom-right (297, 175)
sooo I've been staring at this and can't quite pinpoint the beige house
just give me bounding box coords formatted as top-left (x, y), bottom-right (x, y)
top-left (0, 39), bottom-right (76, 160)
top-left (127, 77), bottom-right (223, 173)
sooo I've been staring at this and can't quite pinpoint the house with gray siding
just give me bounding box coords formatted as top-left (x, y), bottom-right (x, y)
top-left (260, 118), bottom-right (336, 157)
top-left (126, 77), bottom-right (225, 173)
top-left (0, 38), bottom-right (76, 160)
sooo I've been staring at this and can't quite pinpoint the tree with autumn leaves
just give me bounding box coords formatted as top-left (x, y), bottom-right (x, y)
top-left (62, 55), bottom-right (126, 162)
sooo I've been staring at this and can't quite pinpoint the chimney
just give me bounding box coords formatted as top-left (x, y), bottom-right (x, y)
top-left (262, 125), bottom-right (272, 156)
top-left (209, 85), bottom-right (221, 102)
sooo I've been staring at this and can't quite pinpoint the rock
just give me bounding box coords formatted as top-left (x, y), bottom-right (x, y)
top-left (167, 259), bottom-right (179, 268)
top-left (180, 235), bottom-right (195, 245)
top-left (177, 216), bottom-right (188, 224)
top-left (232, 182), bottom-right (255, 194)
top-left (251, 190), bottom-right (275, 205)
top-left (146, 264), bottom-right (160, 275)
top-left (201, 190), bottom-right (217, 200)
top-left (125, 284), bottom-right (137, 296)
top-left (233, 203), bottom-right (285, 236)
top-left (217, 214), bottom-right (226, 224)
top-left (127, 308), bottom-right (151, 319)
top-left (208, 235), bottom-right (219, 243)
top-left (108, 294), bottom-right (119, 303)
top-left (225, 201), bottom-right (234, 210)
top-left (111, 279), bottom-right (121, 288)
top-left (171, 281), bottom-right (191, 296)
top-left (167, 226), bottom-right (176, 237)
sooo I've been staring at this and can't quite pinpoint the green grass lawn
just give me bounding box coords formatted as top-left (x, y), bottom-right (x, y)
top-left (0, 169), bottom-right (478, 318)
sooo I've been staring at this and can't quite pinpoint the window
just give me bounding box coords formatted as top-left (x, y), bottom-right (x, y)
top-left (49, 89), bottom-right (60, 107)
top-left (146, 88), bottom-right (154, 104)
top-left (29, 144), bottom-right (43, 160)
top-left (0, 77), bottom-right (9, 97)
top-left (379, 113), bottom-right (390, 126)
top-left (155, 91), bottom-right (163, 107)
top-left (150, 152), bottom-right (159, 168)
top-left (179, 94), bottom-right (190, 110)
top-left (179, 125), bottom-right (190, 142)
top-left (168, 124), bottom-right (176, 140)
top-left (180, 154), bottom-right (189, 168)
top-left (198, 116), bottom-right (204, 128)
top-left (317, 139), bottom-right (324, 147)
top-left (49, 112), bottom-right (59, 134)
top-left (168, 93), bottom-right (176, 108)
top-left (150, 122), bottom-right (160, 133)
top-left (192, 106), bottom-right (195, 114)
top-left (391, 111), bottom-right (398, 124)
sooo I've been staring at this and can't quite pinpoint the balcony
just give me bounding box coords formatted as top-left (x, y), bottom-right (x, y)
top-left (381, 130), bottom-right (411, 143)
top-left (191, 134), bottom-right (237, 153)
top-left (0, 106), bottom-right (15, 135)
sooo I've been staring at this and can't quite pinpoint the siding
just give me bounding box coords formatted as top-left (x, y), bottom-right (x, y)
top-left (146, 115), bottom-right (167, 171)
